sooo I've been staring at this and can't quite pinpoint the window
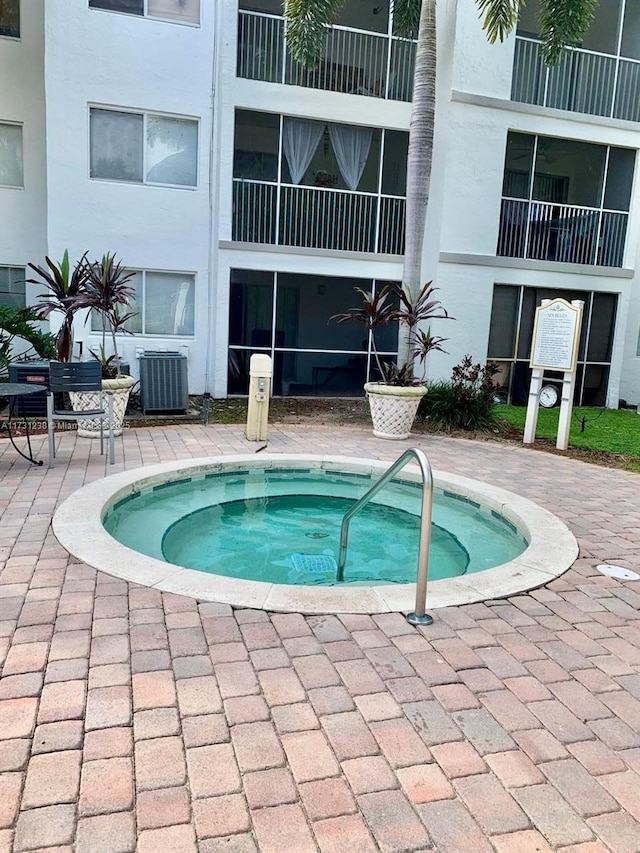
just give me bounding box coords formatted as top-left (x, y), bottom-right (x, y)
top-left (0, 266), bottom-right (25, 308)
top-left (227, 270), bottom-right (399, 396)
top-left (498, 132), bottom-right (634, 267)
top-left (0, 123), bottom-right (23, 187)
top-left (233, 110), bottom-right (396, 193)
top-left (89, 0), bottom-right (199, 25)
top-left (90, 270), bottom-right (195, 336)
top-left (0, 0), bottom-right (19, 38)
top-left (90, 108), bottom-right (198, 187)
top-left (232, 110), bottom-right (408, 253)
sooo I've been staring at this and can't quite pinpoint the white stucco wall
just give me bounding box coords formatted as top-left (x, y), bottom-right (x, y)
top-left (0, 0), bottom-right (47, 306)
top-left (43, 0), bottom-right (216, 391)
top-left (451, 0), bottom-right (515, 100)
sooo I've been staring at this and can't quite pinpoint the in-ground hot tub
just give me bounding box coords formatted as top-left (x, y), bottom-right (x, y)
top-left (53, 455), bottom-right (578, 614)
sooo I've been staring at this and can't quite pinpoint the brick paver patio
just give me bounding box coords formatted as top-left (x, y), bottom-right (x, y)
top-left (1, 423), bottom-right (639, 852)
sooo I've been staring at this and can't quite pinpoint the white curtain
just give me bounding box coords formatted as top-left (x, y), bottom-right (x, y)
top-left (282, 118), bottom-right (324, 185)
top-left (328, 123), bottom-right (373, 191)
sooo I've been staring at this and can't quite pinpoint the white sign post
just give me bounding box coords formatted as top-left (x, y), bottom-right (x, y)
top-left (523, 298), bottom-right (584, 451)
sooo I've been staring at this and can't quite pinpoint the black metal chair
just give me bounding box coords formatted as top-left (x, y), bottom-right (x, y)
top-left (46, 361), bottom-right (115, 468)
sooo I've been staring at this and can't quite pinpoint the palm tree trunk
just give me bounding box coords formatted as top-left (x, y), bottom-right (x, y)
top-left (397, 0), bottom-right (436, 370)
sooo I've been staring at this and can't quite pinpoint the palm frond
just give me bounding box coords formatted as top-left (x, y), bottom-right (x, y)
top-left (330, 286), bottom-right (396, 329)
top-left (395, 281), bottom-right (450, 328)
top-left (475, 0), bottom-right (520, 44)
top-left (411, 329), bottom-right (449, 364)
top-left (538, 0), bottom-right (598, 65)
top-left (80, 253), bottom-right (136, 312)
top-left (392, 0), bottom-right (421, 39)
top-left (285, 0), bottom-right (345, 68)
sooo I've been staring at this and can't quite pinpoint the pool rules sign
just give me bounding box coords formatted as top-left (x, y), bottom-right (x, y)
top-left (524, 298), bottom-right (584, 451)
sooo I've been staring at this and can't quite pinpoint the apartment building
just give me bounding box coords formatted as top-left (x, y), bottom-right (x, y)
top-left (1, 0), bottom-right (640, 407)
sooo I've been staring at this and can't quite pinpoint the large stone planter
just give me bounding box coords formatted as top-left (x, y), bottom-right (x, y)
top-left (364, 382), bottom-right (428, 440)
top-left (70, 374), bottom-right (137, 438)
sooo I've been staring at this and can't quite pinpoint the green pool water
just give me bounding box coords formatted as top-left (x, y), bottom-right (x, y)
top-left (103, 468), bottom-right (528, 586)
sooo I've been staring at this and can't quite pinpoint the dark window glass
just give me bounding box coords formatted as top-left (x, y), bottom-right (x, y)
top-left (518, 0), bottom-right (621, 54)
top-left (488, 285), bottom-right (519, 359)
top-left (0, 0), bottom-right (20, 37)
top-left (277, 273), bottom-right (370, 353)
top-left (283, 352), bottom-right (368, 397)
top-left (503, 133), bottom-right (534, 198)
top-left (228, 270), bottom-right (402, 397)
top-left (228, 270), bottom-right (274, 347)
top-left (621, 0), bottom-right (640, 60)
top-left (534, 138), bottom-right (605, 207)
top-left (233, 110), bottom-right (279, 182)
top-left (335, 0), bottom-right (388, 34)
top-left (516, 0), bottom-right (540, 36)
top-left (382, 131), bottom-right (408, 196)
top-left (239, 0), bottom-right (282, 11)
top-left (517, 288), bottom-right (537, 360)
top-left (89, 0), bottom-right (144, 14)
top-left (354, 128), bottom-right (380, 193)
top-left (228, 349), bottom-right (260, 395)
top-left (582, 364), bottom-right (609, 406)
top-left (371, 282), bottom-right (399, 354)
top-left (580, 0), bottom-right (621, 56)
top-left (604, 147), bottom-right (635, 211)
top-left (587, 293), bottom-right (617, 361)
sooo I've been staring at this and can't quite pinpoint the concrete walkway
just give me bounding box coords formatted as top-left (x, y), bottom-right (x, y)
top-left (0, 423), bottom-right (639, 853)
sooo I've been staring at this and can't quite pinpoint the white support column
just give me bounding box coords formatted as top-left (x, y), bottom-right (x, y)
top-left (523, 367), bottom-right (543, 445)
top-left (557, 369), bottom-right (577, 451)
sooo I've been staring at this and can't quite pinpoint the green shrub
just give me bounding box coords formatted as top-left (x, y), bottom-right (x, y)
top-left (418, 356), bottom-right (501, 431)
top-left (0, 306), bottom-right (56, 378)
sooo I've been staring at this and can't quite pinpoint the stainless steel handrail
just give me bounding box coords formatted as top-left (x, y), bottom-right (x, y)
top-left (336, 447), bottom-right (434, 626)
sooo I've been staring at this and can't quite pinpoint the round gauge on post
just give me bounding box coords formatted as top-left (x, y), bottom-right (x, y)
top-left (539, 385), bottom-right (559, 408)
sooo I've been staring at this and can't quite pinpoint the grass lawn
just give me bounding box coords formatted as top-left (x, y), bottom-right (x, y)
top-left (496, 404), bottom-right (640, 470)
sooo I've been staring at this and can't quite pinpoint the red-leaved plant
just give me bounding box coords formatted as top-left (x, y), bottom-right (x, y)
top-left (331, 281), bottom-right (452, 386)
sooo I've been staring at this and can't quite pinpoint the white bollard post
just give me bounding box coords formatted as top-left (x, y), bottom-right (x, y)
top-left (246, 354), bottom-right (272, 442)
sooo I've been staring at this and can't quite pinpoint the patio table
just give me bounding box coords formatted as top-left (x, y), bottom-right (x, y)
top-left (0, 382), bottom-right (47, 466)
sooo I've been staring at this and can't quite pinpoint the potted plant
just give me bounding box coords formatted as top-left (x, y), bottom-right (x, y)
top-left (72, 253), bottom-right (138, 437)
top-left (28, 250), bottom-right (89, 362)
top-left (332, 281), bottom-right (452, 439)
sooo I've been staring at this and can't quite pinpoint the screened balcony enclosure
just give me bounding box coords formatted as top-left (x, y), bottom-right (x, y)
top-left (497, 132), bottom-right (633, 267)
top-left (237, 0), bottom-right (416, 101)
top-left (232, 110), bottom-right (407, 254)
top-left (227, 270), bottom-right (399, 397)
top-left (512, 0), bottom-right (640, 122)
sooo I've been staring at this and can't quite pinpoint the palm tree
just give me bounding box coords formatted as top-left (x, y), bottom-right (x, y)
top-left (285, 0), bottom-right (598, 368)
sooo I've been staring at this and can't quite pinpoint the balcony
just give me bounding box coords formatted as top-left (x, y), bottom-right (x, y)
top-left (512, 36), bottom-right (640, 122)
top-left (498, 198), bottom-right (627, 268)
top-left (237, 9), bottom-right (415, 101)
top-left (232, 180), bottom-right (406, 255)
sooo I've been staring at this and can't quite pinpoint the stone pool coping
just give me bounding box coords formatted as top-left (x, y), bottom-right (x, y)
top-left (53, 454), bottom-right (578, 614)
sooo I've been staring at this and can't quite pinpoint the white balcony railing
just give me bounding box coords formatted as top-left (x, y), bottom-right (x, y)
top-left (513, 36), bottom-right (640, 122)
top-left (498, 198), bottom-right (627, 267)
top-left (232, 179), bottom-right (406, 255)
top-left (237, 10), bottom-right (415, 102)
